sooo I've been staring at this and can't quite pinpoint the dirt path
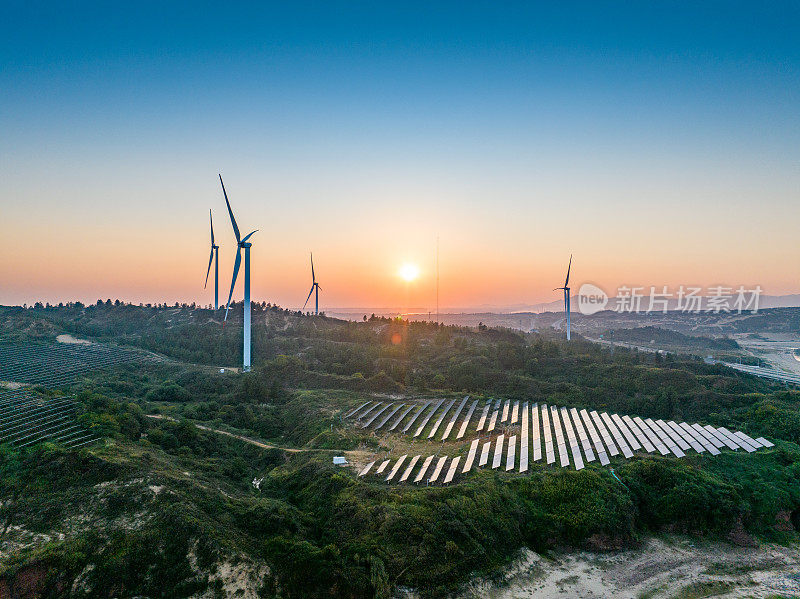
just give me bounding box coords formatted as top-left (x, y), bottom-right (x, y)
top-left (144, 415), bottom-right (372, 466)
top-left (145, 414), bottom-right (309, 452)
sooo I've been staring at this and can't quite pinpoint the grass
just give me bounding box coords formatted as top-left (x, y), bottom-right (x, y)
top-left (637, 583), bottom-right (667, 599)
top-left (674, 581), bottom-right (734, 599)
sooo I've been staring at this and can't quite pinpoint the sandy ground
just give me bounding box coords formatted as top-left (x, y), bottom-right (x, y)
top-left (56, 334), bottom-right (91, 345)
top-left (456, 537), bottom-right (800, 599)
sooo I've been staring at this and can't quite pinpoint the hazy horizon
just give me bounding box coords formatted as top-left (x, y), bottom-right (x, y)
top-left (2, 2), bottom-right (799, 310)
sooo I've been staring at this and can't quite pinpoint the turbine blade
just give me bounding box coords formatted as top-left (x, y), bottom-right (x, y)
top-left (302, 285), bottom-right (314, 310)
top-left (204, 248), bottom-right (214, 288)
top-left (241, 229), bottom-right (258, 243)
top-left (209, 209), bottom-right (215, 245)
top-left (224, 247), bottom-right (242, 321)
top-left (564, 254), bottom-right (572, 287)
top-left (310, 252), bottom-right (315, 283)
top-left (219, 174), bottom-right (241, 243)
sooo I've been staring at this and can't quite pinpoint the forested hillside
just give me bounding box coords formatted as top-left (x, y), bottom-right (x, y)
top-left (1, 304), bottom-right (799, 598)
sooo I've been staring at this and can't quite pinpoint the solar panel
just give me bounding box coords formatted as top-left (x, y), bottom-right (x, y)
top-left (755, 436), bottom-right (774, 448)
top-left (611, 413), bottom-right (641, 451)
top-left (375, 459), bottom-right (390, 474)
top-left (702, 425), bottom-right (738, 450)
top-left (550, 407), bottom-right (570, 468)
top-left (443, 456), bottom-right (461, 484)
top-left (692, 424), bottom-right (723, 449)
top-left (733, 430), bottom-right (765, 449)
top-left (375, 403), bottom-right (404, 430)
top-left (64, 435), bottom-right (101, 449)
top-left (655, 419), bottom-right (691, 451)
top-left (580, 409), bottom-right (609, 465)
top-left (456, 399), bottom-right (478, 440)
top-left (590, 410), bottom-right (619, 456)
top-left (403, 400), bottom-right (432, 433)
top-left (501, 399), bottom-right (510, 423)
top-left (634, 416), bottom-right (669, 455)
top-left (531, 403), bottom-right (542, 461)
top-left (389, 404), bottom-right (415, 431)
top-left (510, 401), bottom-right (519, 425)
top-left (679, 422), bottom-right (718, 454)
top-left (487, 408), bottom-right (499, 433)
top-left (667, 420), bottom-right (704, 453)
top-left (400, 454), bottom-right (421, 482)
top-left (414, 399), bottom-right (444, 437)
top-left (428, 456), bottom-right (448, 483)
top-left (414, 455), bottom-right (435, 483)
top-left (560, 407), bottom-right (583, 469)
top-left (519, 402), bottom-right (529, 472)
top-left (601, 412), bottom-right (633, 458)
top-left (358, 402), bottom-right (383, 422)
top-left (492, 434), bottom-right (505, 469)
top-left (358, 461), bottom-right (375, 477)
top-left (622, 415), bottom-right (656, 452)
top-left (479, 441), bottom-right (491, 466)
top-left (441, 396), bottom-right (469, 441)
top-left (345, 401), bottom-right (371, 418)
top-left (428, 399), bottom-right (456, 439)
top-left (463, 439), bottom-right (480, 473)
top-left (505, 435), bottom-right (516, 471)
top-left (475, 401), bottom-right (491, 432)
top-left (569, 407), bottom-right (595, 462)
top-left (721, 427), bottom-right (757, 451)
top-left (716, 427), bottom-right (756, 452)
top-left (541, 403), bottom-right (555, 464)
top-left (644, 419), bottom-right (683, 457)
top-left (362, 403), bottom-right (392, 428)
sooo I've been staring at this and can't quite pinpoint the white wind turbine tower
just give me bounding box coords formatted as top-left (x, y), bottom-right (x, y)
top-left (204, 209), bottom-right (220, 310)
top-left (554, 255), bottom-right (572, 341)
top-left (220, 175), bottom-right (258, 372)
top-left (303, 253), bottom-right (321, 315)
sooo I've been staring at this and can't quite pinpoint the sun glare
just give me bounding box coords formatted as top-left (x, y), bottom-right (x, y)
top-left (399, 263), bottom-right (420, 282)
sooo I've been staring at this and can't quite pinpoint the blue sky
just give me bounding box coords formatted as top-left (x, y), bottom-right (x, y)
top-left (1, 2), bottom-right (798, 308)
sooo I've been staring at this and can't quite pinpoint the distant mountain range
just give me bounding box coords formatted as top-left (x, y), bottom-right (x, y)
top-left (326, 294), bottom-right (800, 321)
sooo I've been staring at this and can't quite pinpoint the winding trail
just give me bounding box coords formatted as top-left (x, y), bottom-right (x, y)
top-left (144, 415), bottom-right (371, 465)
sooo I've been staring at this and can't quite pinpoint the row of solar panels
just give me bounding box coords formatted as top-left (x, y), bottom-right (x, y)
top-left (0, 391), bottom-right (101, 449)
top-left (346, 396), bottom-right (526, 441)
top-left (0, 340), bottom-right (154, 450)
top-left (0, 341), bottom-right (146, 388)
top-left (356, 401), bottom-right (774, 484)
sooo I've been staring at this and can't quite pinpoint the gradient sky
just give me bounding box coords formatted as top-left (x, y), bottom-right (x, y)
top-left (2, 2), bottom-right (798, 312)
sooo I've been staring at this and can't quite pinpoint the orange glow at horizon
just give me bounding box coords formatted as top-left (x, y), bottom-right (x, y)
top-left (0, 173), bottom-right (798, 311)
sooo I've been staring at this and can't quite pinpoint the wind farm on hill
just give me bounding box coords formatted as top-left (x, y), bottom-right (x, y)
top-left (3, 3), bottom-right (800, 598)
top-left (2, 169), bottom-right (797, 596)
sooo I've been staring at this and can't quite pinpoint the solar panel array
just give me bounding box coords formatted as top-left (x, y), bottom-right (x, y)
top-left (0, 341), bottom-right (151, 449)
top-left (348, 398), bottom-right (775, 486)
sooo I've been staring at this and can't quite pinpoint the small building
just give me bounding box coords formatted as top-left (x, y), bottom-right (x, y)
top-left (333, 456), bottom-right (348, 466)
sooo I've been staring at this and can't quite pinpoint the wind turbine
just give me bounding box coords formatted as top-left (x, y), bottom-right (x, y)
top-left (303, 253), bottom-right (321, 315)
top-left (220, 175), bottom-right (258, 372)
top-left (554, 255), bottom-right (572, 341)
top-left (204, 209), bottom-right (219, 310)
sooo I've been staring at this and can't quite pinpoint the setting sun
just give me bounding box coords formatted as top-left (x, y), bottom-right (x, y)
top-left (398, 263), bottom-right (420, 282)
